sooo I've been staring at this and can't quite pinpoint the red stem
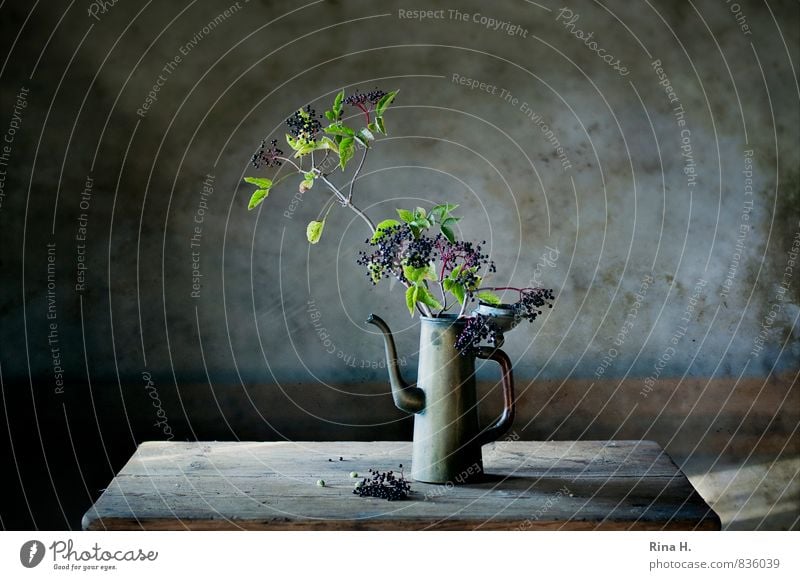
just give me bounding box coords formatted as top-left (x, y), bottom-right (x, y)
top-left (439, 256), bottom-right (450, 282)
top-left (478, 286), bottom-right (545, 293)
top-left (356, 103), bottom-right (370, 124)
top-left (485, 286), bottom-right (524, 292)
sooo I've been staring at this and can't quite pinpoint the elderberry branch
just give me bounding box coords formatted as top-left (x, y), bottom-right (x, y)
top-left (319, 174), bottom-right (376, 235)
top-left (318, 174), bottom-right (348, 205)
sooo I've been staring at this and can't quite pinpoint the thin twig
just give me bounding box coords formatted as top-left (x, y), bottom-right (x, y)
top-left (319, 175), bottom-right (376, 234)
top-left (457, 296), bottom-right (470, 318)
top-left (348, 146), bottom-right (368, 203)
top-left (439, 281), bottom-right (449, 312)
top-left (275, 156), bottom-right (302, 173)
top-left (319, 174), bottom-right (347, 204)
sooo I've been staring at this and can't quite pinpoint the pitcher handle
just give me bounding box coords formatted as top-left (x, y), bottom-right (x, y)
top-left (474, 346), bottom-right (515, 446)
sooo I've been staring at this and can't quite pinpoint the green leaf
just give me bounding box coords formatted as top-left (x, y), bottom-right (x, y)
top-left (397, 208), bottom-right (415, 223)
top-left (294, 143), bottom-right (317, 157)
top-left (414, 207), bottom-right (427, 219)
top-left (405, 286), bottom-right (418, 316)
top-left (244, 177), bottom-right (273, 189)
top-left (403, 264), bottom-right (423, 284)
top-left (415, 285), bottom-right (443, 310)
top-left (338, 137), bottom-right (355, 169)
top-left (431, 204), bottom-right (460, 225)
top-left (368, 122), bottom-right (378, 133)
top-left (477, 290), bottom-right (502, 305)
top-left (376, 90), bottom-right (397, 118)
top-left (425, 262), bottom-right (437, 280)
top-left (306, 220), bottom-right (325, 244)
top-left (300, 178), bottom-right (314, 192)
top-left (318, 136), bottom-right (338, 153)
top-left (304, 171), bottom-right (316, 181)
top-left (372, 219), bottom-right (401, 242)
top-left (285, 133), bottom-right (300, 150)
top-left (248, 189), bottom-right (269, 210)
top-left (449, 282), bottom-right (466, 305)
top-left (441, 225), bottom-right (455, 243)
top-left (359, 127), bottom-right (374, 141)
top-left (324, 110), bottom-right (335, 121)
top-left (416, 217), bottom-right (432, 229)
top-left (376, 116), bottom-right (386, 135)
top-left (403, 263), bottom-right (436, 284)
top-left (354, 135), bottom-right (370, 149)
top-left (433, 203), bottom-right (459, 214)
top-left (325, 124), bottom-right (355, 137)
top-left (333, 89), bottom-right (344, 117)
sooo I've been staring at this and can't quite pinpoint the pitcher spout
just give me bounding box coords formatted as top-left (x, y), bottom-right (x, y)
top-left (366, 314), bottom-right (425, 414)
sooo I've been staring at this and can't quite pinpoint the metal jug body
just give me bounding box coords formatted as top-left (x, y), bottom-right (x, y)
top-left (367, 313), bottom-right (516, 485)
top-left (411, 316), bottom-right (483, 483)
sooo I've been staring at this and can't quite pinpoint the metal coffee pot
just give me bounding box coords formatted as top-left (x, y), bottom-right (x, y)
top-left (367, 308), bottom-right (518, 484)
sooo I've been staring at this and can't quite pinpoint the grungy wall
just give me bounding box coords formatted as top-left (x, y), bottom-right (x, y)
top-left (0, 0), bottom-right (797, 529)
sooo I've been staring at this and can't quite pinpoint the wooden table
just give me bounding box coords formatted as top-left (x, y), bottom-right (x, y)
top-left (82, 440), bottom-right (720, 530)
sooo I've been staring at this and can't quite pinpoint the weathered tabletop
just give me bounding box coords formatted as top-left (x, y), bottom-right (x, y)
top-left (82, 441), bottom-right (720, 531)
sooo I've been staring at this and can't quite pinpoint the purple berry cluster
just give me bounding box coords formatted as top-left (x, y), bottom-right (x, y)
top-left (356, 225), bottom-right (494, 287)
top-left (356, 225), bottom-right (408, 284)
top-left (343, 88), bottom-right (387, 108)
top-left (251, 138), bottom-right (284, 169)
top-left (354, 207), bottom-right (553, 356)
top-left (286, 105), bottom-right (322, 140)
top-left (436, 236), bottom-right (496, 280)
top-left (353, 466), bottom-right (411, 501)
top-left (513, 288), bottom-right (555, 322)
top-left (455, 314), bottom-right (503, 353)
top-left (454, 288), bottom-right (555, 355)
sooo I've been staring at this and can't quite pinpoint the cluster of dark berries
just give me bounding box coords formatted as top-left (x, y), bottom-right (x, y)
top-left (357, 225), bottom-right (408, 284)
top-left (404, 235), bottom-right (437, 269)
top-left (286, 105), bottom-right (321, 139)
top-left (356, 225), bottom-right (496, 288)
top-left (344, 88), bottom-right (387, 108)
top-left (454, 287), bottom-right (555, 354)
top-left (357, 229), bottom-right (440, 284)
top-left (357, 225), bottom-right (439, 285)
top-left (436, 237), bottom-right (496, 281)
top-left (455, 314), bottom-right (504, 354)
top-left (513, 288), bottom-right (555, 322)
top-left (353, 466), bottom-right (411, 501)
top-left (251, 138), bottom-right (284, 169)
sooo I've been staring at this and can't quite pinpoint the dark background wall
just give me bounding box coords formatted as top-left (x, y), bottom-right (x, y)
top-left (0, 0), bottom-right (797, 530)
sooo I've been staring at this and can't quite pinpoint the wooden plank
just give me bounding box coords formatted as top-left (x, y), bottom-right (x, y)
top-left (82, 441), bottom-right (720, 531)
top-left (118, 440), bottom-right (678, 477)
